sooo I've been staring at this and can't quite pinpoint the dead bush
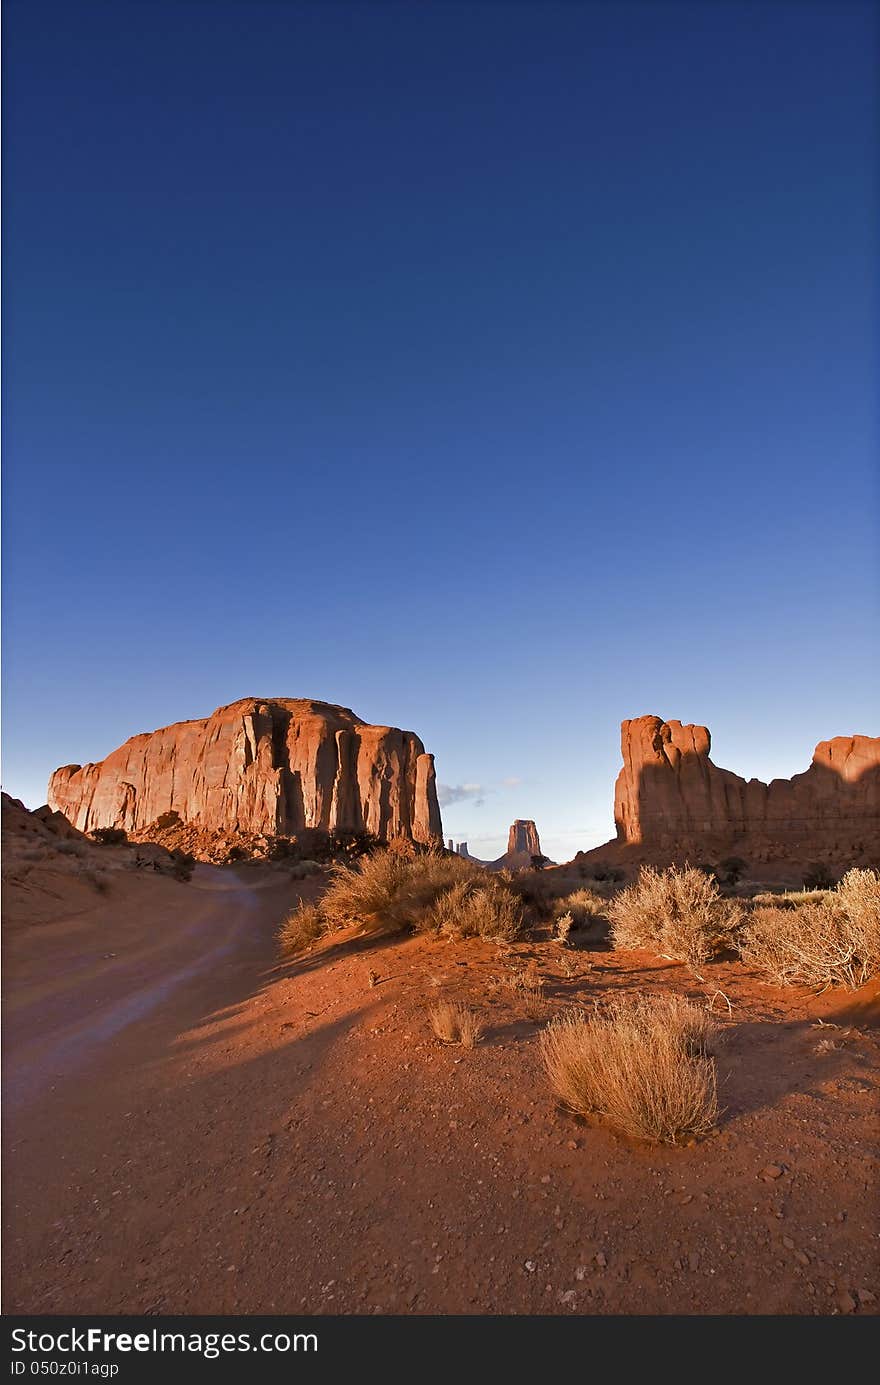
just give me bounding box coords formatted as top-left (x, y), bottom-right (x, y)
top-left (540, 993), bottom-right (718, 1145)
top-left (278, 848), bottom-right (524, 956)
top-left (278, 903), bottom-right (326, 956)
top-left (608, 865), bottom-right (741, 968)
top-left (318, 848), bottom-right (478, 936)
top-left (554, 910), bottom-right (574, 944)
top-left (428, 1001), bottom-right (483, 1047)
top-left (425, 876), bottom-right (522, 941)
top-left (741, 868), bottom-right (880, 990)
top-left (552, 888), bottom-right (608, 932)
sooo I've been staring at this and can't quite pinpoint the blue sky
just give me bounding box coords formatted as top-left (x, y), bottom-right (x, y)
top-left (3, 0), bottom-right (878, 860)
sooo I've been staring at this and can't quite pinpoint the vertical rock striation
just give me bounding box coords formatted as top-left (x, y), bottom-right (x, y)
top-left (48, 698), bottom-right (443, 846)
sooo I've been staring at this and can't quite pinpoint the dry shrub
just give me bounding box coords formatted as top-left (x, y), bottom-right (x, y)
top-left (554, 910), bottom-right (574, 944)
top-left (552, 888), bottom-right (608, 932)
top-left (425, 876), bottom-right (522, 941)
top-left (540, 993), bottom-right (718, 1145)
top-left (278, 902), bottom-right (325, 956)
top-left (319, 848), bottom-right (480, 936)
top-left (278, 848), bottom-right (523, 956)
top-left (608, 866), bottom-right (741, 968)
top-left (506, 871), bottom-right (557, 911)
top-left (740, 868), bottom-right (880, 990)
top-left (428, 1001), bottom-right (483, 1047)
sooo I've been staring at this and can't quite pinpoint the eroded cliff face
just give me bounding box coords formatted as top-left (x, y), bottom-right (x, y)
top-left (614, 715), bottom-right (880, 854)
top-left (48, 698), bottom-right (443, 846)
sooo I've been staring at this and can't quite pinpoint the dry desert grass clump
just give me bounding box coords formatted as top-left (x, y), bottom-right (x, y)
top-left (552, 888), bottom-right (607, 933)
top-left (278, 902), bottom-right (326, 956)
top-left (608, 865), bottom-right (742, 968)
top-left (278, 847), bottom-right (523, 953)
top-left (740, 867), bottom-right (880, 991)
top-left (428, 1001), bottom-right (483, 1048)
top-left (318, 846), bottom-right (474, 935)
top-left (424, 875), bottom-right (522, 941)
top-left (540, 993), bottom-right (719, 1145)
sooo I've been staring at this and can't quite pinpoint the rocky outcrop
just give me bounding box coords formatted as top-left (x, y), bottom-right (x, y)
top-left (48, 698), bottom-right (443, 848)
top-left (614, 715), bottom-right (880, 857)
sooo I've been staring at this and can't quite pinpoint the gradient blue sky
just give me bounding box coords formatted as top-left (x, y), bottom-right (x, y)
top-left (3, 0), bottom-right (878, 860)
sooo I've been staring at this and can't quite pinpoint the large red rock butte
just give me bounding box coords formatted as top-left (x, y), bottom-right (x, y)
top-left (48, 698), bottom-right (443, 847)
top-left (613, 715), bottom-right (880, 859)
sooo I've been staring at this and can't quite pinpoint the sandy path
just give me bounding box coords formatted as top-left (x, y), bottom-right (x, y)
top-left (3, 868), bottom-right (274, 1114)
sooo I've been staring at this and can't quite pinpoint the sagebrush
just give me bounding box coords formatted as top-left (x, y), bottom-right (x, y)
top-left (278, 847), bottom-right (523, 953)
top-left (278, 902), bottom-right (326, 956)
top-left (740, 868), bottom-right (880, 990)
top-left (552, 888), bottom-right (608, 932)
top-left (428, 1001), bottom-right (483, 1047)
top-left (540, 993), bottom-right (718, 1145)
top-left (608, 865), bottom-right (741, 967)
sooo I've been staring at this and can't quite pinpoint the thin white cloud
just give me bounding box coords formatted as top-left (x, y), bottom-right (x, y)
top-left (437, 782), bottom-right (486, 808)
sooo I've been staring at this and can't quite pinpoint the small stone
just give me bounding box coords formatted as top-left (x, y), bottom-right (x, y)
top-left (575, 1266), bottom-right (587, 1281)
top-left (836, 1290), bottom-right (857, 1315)
top-left (782, 1237), bottom-right (795, 1250)
top-left (795, 1251), bottom-right (810, 1267)
top-left (559, 1289), bottom-right (577, 1306)
top-left (595, 1252), bottom-right (607, 1268)
top-left (567, 1140), bottom-right (578, 1151)
top-left (524, 1261), bottom-right (537, 1273)
top-left (858, 1289), bottom-right (876, 1304)
top-left (540, 1175), bottom-right (551, 1184)
top-left (759, 1164), bottom-right (784, 1181)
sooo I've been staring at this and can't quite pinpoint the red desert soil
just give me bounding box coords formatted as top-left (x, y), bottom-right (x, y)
top-left (3, 865), bottom-right (878, 1316)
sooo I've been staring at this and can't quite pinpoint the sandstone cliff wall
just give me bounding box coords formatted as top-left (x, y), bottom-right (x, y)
top-left (614, 715), bottom-right (879, 855)
top-left (48, 698), bottom-right (443, 846)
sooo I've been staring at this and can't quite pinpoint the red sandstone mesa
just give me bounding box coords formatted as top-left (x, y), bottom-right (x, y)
top-left (48, 698), bottom-right (443, 846)
top-left (614, 715), bottom-right (880, 856)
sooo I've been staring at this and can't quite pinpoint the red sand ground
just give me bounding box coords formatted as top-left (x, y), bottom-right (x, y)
top-left (3, 863), bottom-right (878, 1315)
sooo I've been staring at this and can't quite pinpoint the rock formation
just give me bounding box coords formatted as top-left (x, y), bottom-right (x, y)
top-left (48, 698), bottom-right (443, 848)
top-left (613, 715), bottom-right (880, 859)
top-left (507, 820), bottom-right (542, 858)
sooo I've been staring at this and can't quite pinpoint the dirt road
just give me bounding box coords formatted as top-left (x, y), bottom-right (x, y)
top-left (4, 865), bottom-right (878, 1315)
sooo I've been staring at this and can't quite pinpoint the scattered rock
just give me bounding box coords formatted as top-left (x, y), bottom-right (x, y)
top-left (759, 1164), bottom-right (785, 1182)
